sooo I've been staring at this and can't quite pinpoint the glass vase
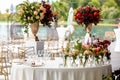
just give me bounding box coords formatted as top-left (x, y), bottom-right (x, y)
top-left (71, 59), bottom-right (77, 67)
top-left (100, 57), bottom-right (104, 65)
top-left (95, 59), bottom-right (100, 67)
top-left (64, 59), bottom-right (67, 67)
top-left (83, 59), bottom-right (88, 67)
top-left (79, 57), bottom-right (83, 66)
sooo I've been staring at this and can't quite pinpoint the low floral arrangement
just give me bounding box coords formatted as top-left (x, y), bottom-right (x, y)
top-left (16, 1), bottom-right (54, 27)
top-left (92, 40), bottom-right (111, 63)
top-left (74, 6), bottom-right (101, 27)
top-left (81, 39), bottom-right (111, 65)
top-left (62, 39), bottom-right (111, 67)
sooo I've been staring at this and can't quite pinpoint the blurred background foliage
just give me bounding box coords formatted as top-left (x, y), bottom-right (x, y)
top-left (0, 0), bottom-right (120, 24)
top-left (52, 0), bottom-right (120, 23)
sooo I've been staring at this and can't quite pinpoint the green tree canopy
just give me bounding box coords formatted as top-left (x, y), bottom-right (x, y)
top-left (115, 0), bottom-right (120, 7)
top-left (52, 1), bottom-right (69, 21)
top-left (88, 0), bottom-right (101, 8)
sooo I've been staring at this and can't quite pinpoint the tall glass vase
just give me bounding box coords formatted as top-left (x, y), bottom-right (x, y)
top-left (84, 23), bottom-right (92, 44)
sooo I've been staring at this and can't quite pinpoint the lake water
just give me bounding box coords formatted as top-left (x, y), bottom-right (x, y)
top-left (0, 22), bottom-right (115, 41)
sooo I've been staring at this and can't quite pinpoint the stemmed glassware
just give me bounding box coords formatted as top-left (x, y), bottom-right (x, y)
top-left (38, 50), bottom-right (48, 64)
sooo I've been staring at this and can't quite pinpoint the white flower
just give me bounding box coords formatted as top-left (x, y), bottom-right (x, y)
top-left (37, 9), bottom-right (40, 12)
top-left (31, 17), bottom-right (33, 20)
top-left (17, 10), bottom-right (22, 14)
top-left (34, 11), bottom-right (38, 15)
top-left (36, 16), bottom-right (39, 19)
top-left (28, 17), bottom-right (30, 20)
top-left (36, 2), bottom-right (40, 7)
top-left (40, 6), bottom-right (44, 10)
top-left (26, 11), bottom-right (29, 13)
top-left (17, 9), bottom-right (24, 14)
top-left (24, 18), bottom-right (26, 21)
top-left (30, 10), bottom-right (32, 13)
top-left (31, 6), bottom-right (34, 9)
top-left (39, 13), bottom-right (44, 20)
top-left (24, 7), bottom-right (27, 10)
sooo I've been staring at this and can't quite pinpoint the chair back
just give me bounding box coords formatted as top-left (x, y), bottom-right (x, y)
top-left (0, 57), bottom-right (9, 80)
top-left (18, 46), bottom-right (34, 59)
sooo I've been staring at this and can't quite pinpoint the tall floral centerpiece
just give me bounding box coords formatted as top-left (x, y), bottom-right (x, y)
top-left (74, 6), bottom-right (101, 44)
top-left (16, 1), bottom-right (53, 41)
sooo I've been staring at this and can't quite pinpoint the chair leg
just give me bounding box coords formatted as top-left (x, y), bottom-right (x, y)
top-left (5, 75), bottom-right (7, 80)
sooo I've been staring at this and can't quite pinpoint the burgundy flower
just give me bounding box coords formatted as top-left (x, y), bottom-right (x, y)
top-left (103, 40), bottom-right (111, 45)
top-left (40, 1), bottom-right (53, 27)
top-left (74, 6), bottom-right (101, 27)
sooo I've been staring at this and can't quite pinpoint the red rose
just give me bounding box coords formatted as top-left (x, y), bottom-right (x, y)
top-left (96, 52), bottom-right (99, 55)
top-left (96, 47), bottom-right (101, 51)
top-left (74, 6), bottom-right (101, 26)
top-left (103, 40), bottom-right (111, 45)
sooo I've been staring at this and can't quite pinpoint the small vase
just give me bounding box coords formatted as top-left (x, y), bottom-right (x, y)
top-left (100, 57), bottom-right (104, 65)
top-left (84, 23), bottom-right (92, 44)
top-left (63, 54), bottom-right (69, 67)
top-left (71, 59), bottom-right (77, 67)
top-left (79, 57), bottom-right (83, 65)
top-left (95, 59), bottom-right (100, 67)
top-left (30, 22), bottom-right (39, 41)
top-left (83, 59), bottom-right (88, 67)
top-left (64, 59), bottom-right (67, 67)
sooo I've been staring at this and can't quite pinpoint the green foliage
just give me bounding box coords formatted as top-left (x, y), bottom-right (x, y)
top-left (52, 1), bottom-right (69, 21)
top-left (70, 0), bottom-right (80, 9)
top-left (79, 0), bottom-right (91, 6)
top-left (16, 1), bottom-right (46, 25)
top-left (1, 0), bottom-right (120, 22)
top-left (88, 0), bottom-right (101, 7)
top-left (24, 26), bottom-right (29, 34)
top-left (56, 0), bottom-right (120, 22)
top-left (101, 6), bottom-right (120, 19)
top-left (102, 74), bottom-right (112, 80)
top-left (115, 0), bottom-right (120, 6)
top-left (64, 54), bottom-right (69, 59)
top-left (103, 0), bottom-right (117, 7)
top-left (73, 40), bottom-right (83, 53)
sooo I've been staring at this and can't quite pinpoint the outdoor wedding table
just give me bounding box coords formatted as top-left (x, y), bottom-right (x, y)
top-left (10, 58), bottom-right (112, 80)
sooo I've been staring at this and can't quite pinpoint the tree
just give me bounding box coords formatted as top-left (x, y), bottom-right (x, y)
top-left (69, 0), bottom-right (80, 9)
top-left (115, 0), bottom-right (120, 7)
top-left (88, 0), bottom-right (101, 8)
top-left (52, 1), bottom-right (69, 21)
top-left (101, 6), bottom-right (120, 19)
top-left (103, 0), bottom-right (117, 7)
top-left (79, 0), bottom-right (91, 6)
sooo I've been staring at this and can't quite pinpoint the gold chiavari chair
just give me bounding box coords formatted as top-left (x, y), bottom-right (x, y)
top-left (0, 41), bottom-right (12, 75)
top-left (0, 57), bottom-right (9, 80)
top-left (1, 42), bottom-right (9, 60)
top-left (18, 46), bottom-right (35, 59)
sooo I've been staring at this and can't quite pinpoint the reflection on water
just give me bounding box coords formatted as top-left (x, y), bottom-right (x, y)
top-left (0, 22), bottom-right (115, 41)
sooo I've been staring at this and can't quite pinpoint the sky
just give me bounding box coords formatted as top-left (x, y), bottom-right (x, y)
top-left (0, 0), bottom-right (58, 14)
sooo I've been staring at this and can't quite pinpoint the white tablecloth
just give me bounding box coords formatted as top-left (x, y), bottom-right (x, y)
top-left (10, 58), bottom-right (112, 80)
